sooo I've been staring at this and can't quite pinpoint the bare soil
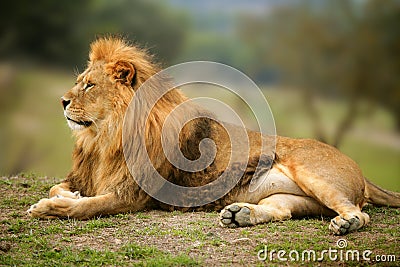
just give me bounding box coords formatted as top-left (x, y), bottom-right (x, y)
top-left (1, 175), bottom-right (399, 266)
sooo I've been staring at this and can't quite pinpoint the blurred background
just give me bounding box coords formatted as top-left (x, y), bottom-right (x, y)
top-left (0, 0), bottom-right (399, 190)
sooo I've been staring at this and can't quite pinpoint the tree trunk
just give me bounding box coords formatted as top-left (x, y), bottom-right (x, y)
top-left (332, 97), bottom-right (359, 148)
top-left (302, 87), bottom-right (328, 144)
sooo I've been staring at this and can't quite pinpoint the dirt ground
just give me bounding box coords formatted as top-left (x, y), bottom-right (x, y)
top-left (1, 175), bottom-right (399, 266)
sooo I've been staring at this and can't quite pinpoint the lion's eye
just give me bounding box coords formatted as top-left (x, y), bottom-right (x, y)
top-left (84, 82), bottom-right (95, 90)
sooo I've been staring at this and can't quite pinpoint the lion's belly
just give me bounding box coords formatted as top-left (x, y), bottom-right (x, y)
top-left (235, 167), bottom-right (307, 204)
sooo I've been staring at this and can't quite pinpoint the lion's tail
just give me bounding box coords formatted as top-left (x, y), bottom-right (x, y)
top-left (364, 178), bottom-right (400, 207)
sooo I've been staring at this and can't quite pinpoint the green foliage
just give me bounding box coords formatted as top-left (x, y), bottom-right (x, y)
top-left (123, 243), bottom-right (164, 260)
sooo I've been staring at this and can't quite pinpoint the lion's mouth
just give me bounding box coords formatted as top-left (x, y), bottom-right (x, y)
top-left (66, 116), bottom-right (92, 127)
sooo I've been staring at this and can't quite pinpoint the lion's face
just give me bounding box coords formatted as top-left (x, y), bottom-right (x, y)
top-left (62, 61), bottom-right (110, 131)
top-left (61, 59), bottom-right (136, 132)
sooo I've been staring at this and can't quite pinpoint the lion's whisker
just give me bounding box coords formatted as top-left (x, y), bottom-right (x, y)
top-left (83, 112), bottom-right (100, 131)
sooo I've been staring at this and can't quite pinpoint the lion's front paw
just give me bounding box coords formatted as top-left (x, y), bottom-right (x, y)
top-left (27, 198), bottom-right (57, 219)
top-left (27, 196), bottom-right (77, 219)
top-left (219, 204), bottom-right (254, 228)
top-left (57, 191), bottom-right (82, 199)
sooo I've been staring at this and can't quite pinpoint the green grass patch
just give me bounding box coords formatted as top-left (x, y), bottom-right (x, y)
top-left (1, 242), bottom-right (200, 267)
top-left (0, 175), bottom-right (399, 266)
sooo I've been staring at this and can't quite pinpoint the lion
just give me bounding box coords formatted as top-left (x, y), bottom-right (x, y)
top-left (28, 37), bottom-right (400, 235)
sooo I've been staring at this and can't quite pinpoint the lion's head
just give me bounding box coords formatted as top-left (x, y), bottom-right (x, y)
top-left (61, 38), bottom-right (158, 134)
top-left (61, 37), bottom-right (191, 199)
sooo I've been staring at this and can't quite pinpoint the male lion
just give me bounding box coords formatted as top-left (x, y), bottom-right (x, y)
top-left (28, 37), bottom-right (400, 235)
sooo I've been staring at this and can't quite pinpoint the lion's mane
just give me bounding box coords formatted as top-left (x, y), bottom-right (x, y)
top-left (65, 38), bottom-right (272, 210)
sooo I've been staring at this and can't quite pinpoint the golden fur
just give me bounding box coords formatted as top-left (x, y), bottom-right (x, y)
top-left (28, 38), bottom-right (400, 235)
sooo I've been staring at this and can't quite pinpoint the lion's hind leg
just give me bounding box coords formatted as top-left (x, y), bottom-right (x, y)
top-left (291, 177), bottom-right (371, 235)
top-left (285, 165), bottom-right (370, 235)
top-left (220, 194), bottom-right (333, 227)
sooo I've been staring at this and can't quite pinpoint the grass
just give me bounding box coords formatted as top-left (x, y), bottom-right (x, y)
top-left (1, 241), bottom-right (198, 267)
top-left (0, 175), bottom-right (399, 266)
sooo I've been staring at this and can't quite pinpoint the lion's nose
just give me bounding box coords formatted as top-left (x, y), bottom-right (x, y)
top-left (61, 97), bottom-right (71, 110)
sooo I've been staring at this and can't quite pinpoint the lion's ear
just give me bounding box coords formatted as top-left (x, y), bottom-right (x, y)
top-left (110, 61), bottom-right (136, 86)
